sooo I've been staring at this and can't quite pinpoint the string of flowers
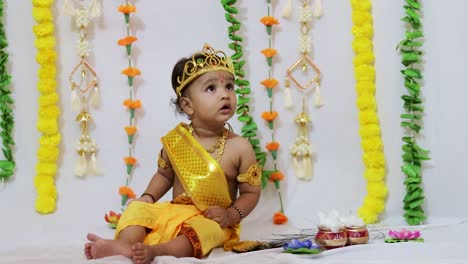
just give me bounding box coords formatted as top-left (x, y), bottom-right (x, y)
top-left (398, 0), bottom-right (429, 225)
top-left (32, 0), bottom-right (61, 214)
top-left (350, 0), bottom-right (388, 224)
top-left (259, 0), bottom-right (287, 225)
top-left (104, 0), bottom-right (140, 228)
top-left (220, 0), bottom-right (267, 168)
top-left (0, 0), bottom-right (15, 182)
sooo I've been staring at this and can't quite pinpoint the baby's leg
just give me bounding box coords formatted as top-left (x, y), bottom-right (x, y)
top-left (85, 225), bottom-right (146, 259)
top-left (132, 235), bottom-right (194, 264)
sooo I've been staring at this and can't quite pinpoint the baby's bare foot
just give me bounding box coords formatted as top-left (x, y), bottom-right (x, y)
top-left (85, 233), bottom-right (133, 259)
top-left (132, 242), bottom-right (156, 264)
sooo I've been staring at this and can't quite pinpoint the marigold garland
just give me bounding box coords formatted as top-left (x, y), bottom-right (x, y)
top-left (259, 0), bottom-right (287, 225)
top-left (32, 0), bottom-right (61, 214)
top-left (221, 0), bottom-right (267, 167)
top-left (350, 0), bottom-right (388, 224)
top-left (0, 0), bottom-right (16, 182)
top-left (114, 0), bottom-right (141, 215)
top-left (398, 0), bottom-right (429, 225)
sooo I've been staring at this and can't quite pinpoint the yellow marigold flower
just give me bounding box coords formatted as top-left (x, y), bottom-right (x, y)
top-left (39, 105), bottom-right (60, 118)
top-left (366, 182), bottom-right (388, 198)
top-left (39, 66), bottom-right (56, 79)
top-left (357, 94), bottom-right (376, 109)
top-left (34, 174), bottom-right (54, 188)
top-left (260, 78), bottom-right (279, 89)
top-left (352, 12), bottom-right (372, 25)
top-left (353, 52), bottom-right (375, 66)
top-left (261, 111), bottom-right (278, 122)
top-left (32, 7), bottom-right (53, 22)
top-left (36, 50), bottom-right (57, 65)
top-left (38, 78), bottom-right (57, 93)
top-left (37, 117), bottom-right (58, 134)
top-left (39, 134), bottom-right (61, 148)
top-left (358, 110), bottom-right (378, 125)
top-left (269, 171), bottom-right (284, 182)
top-left (39, 93), bottom-right (59, 106)
top-left (33, 22), bottom-right (54, 37)
top-left (352, 24), bottom-right (373, 38)
top-left (260, 16), bottom-right (279, 26)
top-left (266, 142), bottom-right (280, 151)
top-left (122, 67), bottom-right (141, 77)
top-left (261, 48), bottom-right (277, 58)
top-left (35, 195), bottom-right (56, 214)
top-left (32, 0), bottom-right (54, 7)
top-left (37, 146), bottom-right (59, 162)
top-left (119, 186), bottom-right (136, 199)
top-left (352, 39), bottom-right (372, 53)
top-left (36, 163), bottom-right (57, 178)
top-left (273, 212), bottom-right (288, 225)
top-left (118, 36), bottom-right (138, 46)
top-left (356, 81), bottom-right (375, 95)
top-left (364, 168), bottom-right (385, 182)
top-left (124, 157), bottom-right (137, 165)
top-left (123, 99), bottom-right (142, 109)
top-left (118, 4), bottom-right (136, 14)
top-left (34, 36), bottom-right (56, 49)
top-left (125, 126), bottom-right (137, 135)
top-left (355, 65), bottom-right (375, 81)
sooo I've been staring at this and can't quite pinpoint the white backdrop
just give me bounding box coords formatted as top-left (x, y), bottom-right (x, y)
top-left (1, 0), bottom-right (467, 251)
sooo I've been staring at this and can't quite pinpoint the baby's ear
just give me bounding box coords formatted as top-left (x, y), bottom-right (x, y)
top-left (180, 97), bottom-right (193, 115)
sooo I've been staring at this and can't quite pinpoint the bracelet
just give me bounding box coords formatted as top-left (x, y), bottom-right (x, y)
top-left (141, 192), bottom-right (155, 203)
top-left (230, 203), bottom-right (244, 221)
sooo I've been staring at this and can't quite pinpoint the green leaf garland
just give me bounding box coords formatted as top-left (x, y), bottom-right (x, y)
top-left (0, 0), bottom-right (15, 182)
top-left (221, 0), bottom-right (267, 167)
top-left (398, 0), bottom-right (429, 225)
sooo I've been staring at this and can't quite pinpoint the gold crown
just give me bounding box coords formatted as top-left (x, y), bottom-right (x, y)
top-left (176, 43), bottom-right (235, 96)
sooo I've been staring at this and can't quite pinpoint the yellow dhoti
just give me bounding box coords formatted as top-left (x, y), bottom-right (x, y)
top-left (114, 123), bottom-right (239, 258)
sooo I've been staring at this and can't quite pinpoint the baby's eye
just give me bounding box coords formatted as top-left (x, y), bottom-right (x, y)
top-left (226, 83), bottom-right (235, 91)
top-left (206, 85), bottom-right (216, 92)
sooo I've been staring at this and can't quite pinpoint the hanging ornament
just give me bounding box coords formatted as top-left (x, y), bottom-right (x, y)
top-left (285, 0), bottom-right (323, 181)
top-left (64, 0), bottom-right (102, 177)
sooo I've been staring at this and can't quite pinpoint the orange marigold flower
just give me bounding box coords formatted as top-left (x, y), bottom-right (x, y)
top-left (261, 48), bottom-right (278, 58)
top-left (273, 212), bottom-right (288, 225)
top-left (124, 126), bottom-right (137, 135)
top-left (261, 78), bottom-right (279, 89)
top-left (118, 4), bottom-right (136, 14)
top-left (123, 99), bottom-right (142, 109)
top-left (266, 142), bottom-right (280, 151)
top-left (261, 111), bottom-right (278, 122)
top-left (122, 67), bottom-right (141, 77)
top-left (118, 186), bottom-right (136, 199)
top-left (124, 157), bottom-right (137, 165)
top-left (117, 36), bottom-right (138, 46)
top-left (260, 16), bottom-right (279, 26)
top-left (269, 171), bottom-right (284, 182)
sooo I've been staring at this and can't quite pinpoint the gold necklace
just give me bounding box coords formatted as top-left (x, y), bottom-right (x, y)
top-left (188, 124), bottom-right (228, 162)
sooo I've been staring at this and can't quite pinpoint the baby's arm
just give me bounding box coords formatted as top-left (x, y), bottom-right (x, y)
top-left (139, 149), bottom-right (175, 203)
top-left (204, 137), bottom-right (261, 227)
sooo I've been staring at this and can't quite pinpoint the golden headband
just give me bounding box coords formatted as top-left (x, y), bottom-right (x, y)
top-left (176, 43), bottom-right (235, 96)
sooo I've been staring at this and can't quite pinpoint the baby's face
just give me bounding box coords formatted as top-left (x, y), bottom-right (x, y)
top-left (187, 70), bottom-right (237, 125)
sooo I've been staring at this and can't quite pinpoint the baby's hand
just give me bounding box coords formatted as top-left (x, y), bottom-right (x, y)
top-left (204, 206), bottom-right (231, 228)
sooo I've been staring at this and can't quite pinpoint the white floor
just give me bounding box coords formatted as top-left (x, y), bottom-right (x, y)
top-left (1, 217), bottom-right (467, 264)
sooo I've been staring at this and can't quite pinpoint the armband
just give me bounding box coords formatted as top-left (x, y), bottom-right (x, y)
top-left (158, 150), bottom-right (171, 169)
top-left (236, 164), bottom-right (262, 186)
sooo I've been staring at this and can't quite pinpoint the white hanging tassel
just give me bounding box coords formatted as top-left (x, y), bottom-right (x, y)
top-left (88, 152), bottom-right (103, 175)
top-left (89, 0), bottom-right (102, 18)
top-left (284, 87), bottom-right (293, 109)
top-left (62, 0), bottom-right (76, 16)
top-left (303, 156), bottom-right (313, 180)
top-left (89, 86), bottom-right (100, 108)
top-left (281, 0), bottom-right (293, 18)
top-left (314, 84), bottom-right (323, 107)
top-left (71, 89), bottom-right (82, 113)
top-left (313, 0), bottom-right (323, 17)
top-left (75, 152), bottom-right (88, 177)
